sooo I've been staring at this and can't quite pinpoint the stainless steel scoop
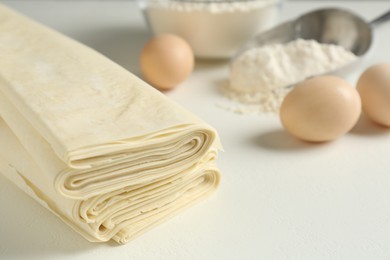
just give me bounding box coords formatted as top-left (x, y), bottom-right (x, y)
top-left (234, 8), bottom-right (390, 59)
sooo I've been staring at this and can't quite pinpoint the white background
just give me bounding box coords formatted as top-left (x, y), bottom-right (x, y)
top-left (1, 1), bottom-right (390, 259)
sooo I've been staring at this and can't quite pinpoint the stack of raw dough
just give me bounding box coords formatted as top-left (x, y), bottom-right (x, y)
top-left (0, 5), bottom-right (221, 244)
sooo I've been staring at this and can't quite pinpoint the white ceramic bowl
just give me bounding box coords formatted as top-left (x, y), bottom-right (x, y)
top-left (140, 0), bottom-right (282, 59)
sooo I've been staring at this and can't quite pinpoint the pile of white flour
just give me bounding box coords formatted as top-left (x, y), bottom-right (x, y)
top-left (221, 38), bottom-right (358, 114)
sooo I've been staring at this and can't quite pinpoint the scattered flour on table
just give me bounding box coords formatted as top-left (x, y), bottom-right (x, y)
top-left (219, 38), bottom-right (358, 115)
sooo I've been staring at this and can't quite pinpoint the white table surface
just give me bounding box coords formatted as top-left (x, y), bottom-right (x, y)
top-left (1, 1), bottom-right (390, 259)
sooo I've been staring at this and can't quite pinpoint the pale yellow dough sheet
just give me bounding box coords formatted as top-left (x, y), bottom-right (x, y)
top-left (0, 4), bottom-right (221, 243)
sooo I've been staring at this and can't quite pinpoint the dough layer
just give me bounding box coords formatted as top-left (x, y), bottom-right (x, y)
top-left (0, 4), bottom-right (221, 243)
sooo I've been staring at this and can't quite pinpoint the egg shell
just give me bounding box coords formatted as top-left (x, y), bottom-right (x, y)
top-left (280, 76), bottom-right (361, 142)
top-left (357, 63), bottom-right (390, 127)
top-left (140, 34), bottom-right (194, 91)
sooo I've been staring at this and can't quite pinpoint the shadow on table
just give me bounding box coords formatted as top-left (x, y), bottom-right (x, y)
top-left (0, 175), bottom-right (108, 258)
top-left (194, 59), bottom-right (229, 72)
top-left (76, 25), bottom-right (151, 78)
top-left (349, 113), bottom-right (390, 136)
top-left (249, 129), bottom-right (329, 151)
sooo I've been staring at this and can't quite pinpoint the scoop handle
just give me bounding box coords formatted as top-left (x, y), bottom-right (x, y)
top-left (370, 10), bottom-right (390, 28)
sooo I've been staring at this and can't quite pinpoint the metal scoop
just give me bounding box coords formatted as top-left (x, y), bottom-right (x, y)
top-left (234, 8), bottom-right (390, 59)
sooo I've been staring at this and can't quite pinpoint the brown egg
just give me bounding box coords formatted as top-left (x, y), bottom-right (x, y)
top-left (280, 76), bottom-right (361, 142)
top-left (140, 34), bottom-right (194, 91)
top-left (357, 63), bottom-right (390, 127)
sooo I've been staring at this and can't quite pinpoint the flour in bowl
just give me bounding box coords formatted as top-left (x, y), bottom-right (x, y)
top-left (220, 38), bottom-right (358, 114)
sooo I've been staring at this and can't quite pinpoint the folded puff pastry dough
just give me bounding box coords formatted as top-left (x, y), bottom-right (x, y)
top-left (0, 4), bottom-right (221, 244)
